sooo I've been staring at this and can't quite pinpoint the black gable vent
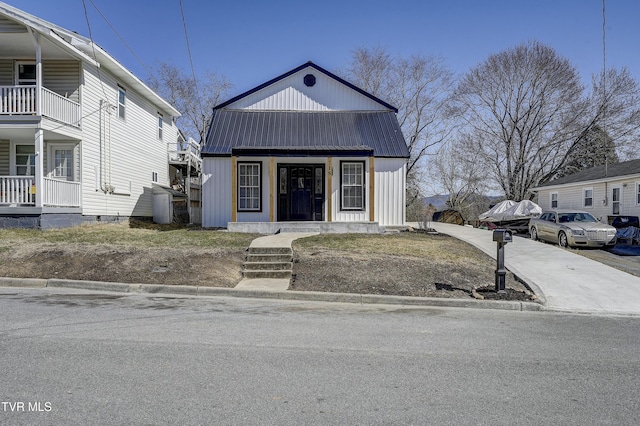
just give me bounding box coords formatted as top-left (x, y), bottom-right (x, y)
top-left (303, 74), bottom-right (316, 87)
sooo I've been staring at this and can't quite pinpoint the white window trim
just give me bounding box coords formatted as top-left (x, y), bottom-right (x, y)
top-left (157, 113), bottom-right (163, 140)
top-left (550, 191), bottom-right (558, 209)
top-left (340, 161), bottom-right (365, 211)
top-left (636, 182), bottom-right (640, 205)
top-left (583, 187), bottom-right (594, 209)
top-left (237, 162), bottom-right (262, 212)
top-left (9, 141), bottom-right (35, 176)
top-left (117, 85), bottom-right (126, 119)
top-left (47, 143), bottom-right (76, 181)
top-left (15, 60), bottom-right (36, 85)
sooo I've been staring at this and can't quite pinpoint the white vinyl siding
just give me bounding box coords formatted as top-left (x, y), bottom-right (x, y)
top-left (0, 139), bottom-right (9, 175)
top-left (79, 62), bottom-right (177, 217)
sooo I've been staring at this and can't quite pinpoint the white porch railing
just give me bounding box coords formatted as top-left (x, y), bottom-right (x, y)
top-left (0, 176), bottom-right (81, 207)
top-left (0, 85), bottom-right (81, 128)
top-left (41, 87), bottom-right (81, 127)
top-left (0, 176), bottom-right (35, 205)
top-left (42, 178), bottom-right (82, 207)
top-left (0, 85), bottom-right (36, 114)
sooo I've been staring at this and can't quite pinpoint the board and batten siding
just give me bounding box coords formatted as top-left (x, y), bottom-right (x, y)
top-left (227, 68), bottom-right (388, 112)
top-left (537, 176), bottom-right (640, 219)
top-left (79, 62), bottom-right (176, 217)
top-left (374, 158), bottom-right (406, 226)
top-left (202, 157), bottom-right (232, 227)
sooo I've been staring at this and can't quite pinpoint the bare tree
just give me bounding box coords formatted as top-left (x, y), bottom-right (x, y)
top-left (343, 47), bottom-right (455, 217)
top-left (429, 135), bottom-right (491, 220)
top-left (452, 41), bottom-right (640, 200)
top-left (148, 62), bottom-right (233, 142)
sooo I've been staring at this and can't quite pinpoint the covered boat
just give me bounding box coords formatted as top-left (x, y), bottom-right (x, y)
top-left (479, 200), bottom-right (542, 232)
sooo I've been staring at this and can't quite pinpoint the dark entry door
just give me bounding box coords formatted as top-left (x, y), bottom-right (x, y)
top-left (278, 164), bottom-right (324, 221)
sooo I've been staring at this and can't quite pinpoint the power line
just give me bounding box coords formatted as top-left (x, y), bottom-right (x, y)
top-left (179, 0), bottom-right (200, 95)
top-left (81, 0), bottom-right (108, 102)
top-left (87, 0), bottom-right (159, 87)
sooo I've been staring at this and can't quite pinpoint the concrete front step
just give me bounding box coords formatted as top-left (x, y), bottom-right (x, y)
top-left (244, 261), bottom-right (293, 271)
top-left (248, 247), bottom-right (293, 255)
top-left (243, 270), bottom-right (292, 279)
top-left (246, 253), bottom-right (293, 263)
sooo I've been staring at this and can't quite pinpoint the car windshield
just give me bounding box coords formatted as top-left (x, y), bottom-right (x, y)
top-left (558, 213), bottom-right (598, 223)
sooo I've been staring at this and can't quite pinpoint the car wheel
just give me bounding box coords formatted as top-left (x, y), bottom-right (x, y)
top-left (530, 227), bottom-right (538, 241)
top-left (558, 231), bottom-right (569, 248)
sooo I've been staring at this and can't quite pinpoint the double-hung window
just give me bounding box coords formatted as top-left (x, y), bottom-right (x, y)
top-left (238, 162), bottom-right (261, 211)
top-left (341, 162), bottom-right (364, 210)
top-left (118, 86), bottom-right (126, 119)
top-left (53, 148), bottom-right (73, 180)
top-left (15, 145), bottom-right (35, 176)
top-left (583, 188), bottom-right (593, 208)
top-left (636, 182), bottom-right (640, 205)
top-left (550, 192), bottom-right (558, 209)
top-left (158, 113), bottom-right (163, 140)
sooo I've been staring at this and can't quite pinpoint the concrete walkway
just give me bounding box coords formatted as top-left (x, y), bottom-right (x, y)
top-left (235, 232), bottom-right (318, 291)
top-left (429, 222), bottom-right (640, 316)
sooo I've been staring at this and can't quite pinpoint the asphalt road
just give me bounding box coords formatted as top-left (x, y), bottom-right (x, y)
top-left (1, 288), bottom-right (639, 425)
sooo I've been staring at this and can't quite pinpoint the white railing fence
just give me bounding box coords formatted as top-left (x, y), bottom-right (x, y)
top-left (0, 85), bottom-right (36, 114)
top-left (0, 176), bottom-right (35, 205)
top-left (41, 88), bottom-right (81, 127)
top-left (0, 86), bottom-right (80, 127)
top-left (42, 178), bottom-right (82, 207)
top-left (0, 176), bottom-right (81, 207)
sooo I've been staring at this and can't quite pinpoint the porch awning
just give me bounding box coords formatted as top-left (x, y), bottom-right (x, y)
top-left (202, 110), bottom-right (409, 158)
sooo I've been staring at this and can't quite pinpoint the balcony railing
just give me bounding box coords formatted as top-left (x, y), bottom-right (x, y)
top-left (0, 176), bottom-right (35, 205)
top-left (0, 85), bottom-right (81, 128)
top-left (0, 176), bottom-right (81, 207)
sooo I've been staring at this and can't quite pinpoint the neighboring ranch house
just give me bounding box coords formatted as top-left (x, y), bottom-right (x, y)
top-left (201, 62), bottom-right (410, 232)
top-left (532, 159), bottom-right (640, 222)
top-left (0, 2), bottom-right (182, 228)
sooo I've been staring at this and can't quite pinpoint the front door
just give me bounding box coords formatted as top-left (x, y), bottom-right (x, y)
top-left (278, 164), bottom-right (324, 221)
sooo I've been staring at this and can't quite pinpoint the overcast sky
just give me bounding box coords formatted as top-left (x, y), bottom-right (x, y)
top-left (13, 0), bottom-right (640, 99)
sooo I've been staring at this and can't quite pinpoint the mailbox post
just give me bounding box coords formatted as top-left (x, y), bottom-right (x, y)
top-left (492, 229), bottom-right (512, 293)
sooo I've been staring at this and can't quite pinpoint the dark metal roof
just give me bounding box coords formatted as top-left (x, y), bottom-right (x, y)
top-left (537, 159), bottom-right (640, 188)
top-left (214, 61), bottom-right (398, 113)
top-left (202, 110), bottom-right (409, 158)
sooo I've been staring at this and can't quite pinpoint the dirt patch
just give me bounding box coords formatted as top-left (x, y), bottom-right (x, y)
top-left (0, 243), bottom-right (244, 287)
top-left (290, 232), bottom-right (536, 301)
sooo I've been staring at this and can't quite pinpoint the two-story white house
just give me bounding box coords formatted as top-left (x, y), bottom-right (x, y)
top-left (0, 2), bottom-right (181, 228)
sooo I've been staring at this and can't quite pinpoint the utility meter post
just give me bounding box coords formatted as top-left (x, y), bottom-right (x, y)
top-left (492, 229), bottom-right (512, 293)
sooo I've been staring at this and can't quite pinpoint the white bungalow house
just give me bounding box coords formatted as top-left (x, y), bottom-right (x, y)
top-left (0, 2), bottom-right (181, 228)
top-left (532, 159), bottom-right (640, 223)
top-left (201, 62), bottom-right (410, 233)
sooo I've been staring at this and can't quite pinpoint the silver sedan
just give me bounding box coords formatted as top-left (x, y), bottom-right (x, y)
top-left (529, 210), bottom-right (617, 248)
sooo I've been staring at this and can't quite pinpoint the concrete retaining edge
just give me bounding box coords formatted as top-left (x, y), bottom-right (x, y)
top-left (0, 277), bottom-right (545, 312)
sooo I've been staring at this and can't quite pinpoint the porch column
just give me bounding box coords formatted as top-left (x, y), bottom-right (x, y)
top-left (35, 128), bottom-right (44, 208)
top-left (327, 157), bottom-right (332, 222)
top-left (269, 157), bottom-right (275, 222)
top-left (231, 156), bottom-right (237, 222)
top-left (369, 156), bottom-right (375, 222)
top-left (31, 30), bottom-right (42, 116)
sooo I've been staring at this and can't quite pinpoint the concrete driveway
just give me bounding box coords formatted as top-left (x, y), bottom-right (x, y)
top-left (429, 222), bottom-right (640, 316)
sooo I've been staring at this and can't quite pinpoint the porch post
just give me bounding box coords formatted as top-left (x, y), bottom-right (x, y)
top-left (231, 155), bottom-right (237, 222)
top-left (269, 157), bottom-right (275, 222)
top-left (31, 30), bottom-right (42, 116)
top-left (369, 156), bottom-right (375, 222)
top-left (327, 156), bottom-right (332, 222)
top-left (35, 128), bottom-right (44, 208)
